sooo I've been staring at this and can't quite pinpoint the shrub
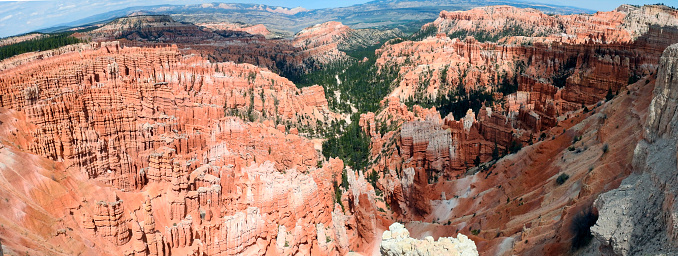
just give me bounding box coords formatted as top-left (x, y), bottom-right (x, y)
top-left (556, 173), bottom-right (569, 185)
top-left (572, 135), bottom-right (581, 144)
top-left (628, 74), bottom-right (640, 85)
top-left (471, 229), bottom-right (480, 236)
top-left (333, 180), bottom-right (344, 211)
top-left (508, 139), bottom-right (523, 154)
top-left (571, 208), bottom-right (598, 250)
top-left (605, 87), bottom-right (615, 101)
top-left (602, 144), bottom-right (609, 154)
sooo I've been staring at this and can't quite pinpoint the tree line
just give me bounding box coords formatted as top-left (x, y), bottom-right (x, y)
top-left (0, 33), bottom-right (83, 60)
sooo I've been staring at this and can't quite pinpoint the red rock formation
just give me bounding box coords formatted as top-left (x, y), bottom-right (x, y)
top-left (375, 22), bottom-right (677, 138)
top-left (93, 196), bottom-right (132, 246)
top-left (0, 41), bottom-right (349, 255)
top-left (358, 8), bottom-right (676, 252)
top-left (293, 21), bottom-right (351, 65)
top-left (431, 5), bottom-right (678, 45)
top-left (199, 23), bottom-right (271, 37)
top-left (374, 74), bottom-right (654, 255)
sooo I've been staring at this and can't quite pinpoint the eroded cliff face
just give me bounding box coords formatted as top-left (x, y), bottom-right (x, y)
top-left (376, 24), bottom-right (675, 122)
top-left (431, 4), bottom-right (678, 44)
top-left (591, 43), bottom-right (678, 256)
top-left (358, 7), bottom-right (678, 213)
top-left (371, 71), bottom-right (655, 255)
top-left (0, 41), bottom-right (367, 256)
top-left (79, 16), bottom-right (382, 77)
top-left (354, 5), bottom-right (678, 256)
top-left (432, 5), bottom-right (630, 44)
top-left (293, 21), bottom-right (404, 66)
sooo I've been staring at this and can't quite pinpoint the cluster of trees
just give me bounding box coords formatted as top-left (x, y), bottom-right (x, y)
top-left (0, 33), bottom-right (82, 60)
top-left (322, 114), bottom-right (371, 171)
top-left (404, 83), bottom-right (496, 120)
top-left (293, 44), bottom-right (399, 114)
top-left (409, 24), bottom-right (438, 41)
top-left (448, 25), bottom-right (544, 43)
top-left (552, 56), bottom-right (578, 88)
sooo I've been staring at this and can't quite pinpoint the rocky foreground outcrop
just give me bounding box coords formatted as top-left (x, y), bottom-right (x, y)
top-left (591, 43), bottom-right (678, 255)
top-left (380, 222), bottom-right (478, 256)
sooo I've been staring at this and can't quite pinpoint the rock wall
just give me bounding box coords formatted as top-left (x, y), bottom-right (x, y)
top-left (592, 43), bottom-right (678, 255)
top-left (433, 5), bottom-right (630, 44)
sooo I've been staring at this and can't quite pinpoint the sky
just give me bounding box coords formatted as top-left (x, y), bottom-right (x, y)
top-left (0, 0), bottom-right (670, 38)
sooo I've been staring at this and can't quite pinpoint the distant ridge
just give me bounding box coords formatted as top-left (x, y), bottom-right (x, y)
top-left (35, 0), bottom-right (593, 38)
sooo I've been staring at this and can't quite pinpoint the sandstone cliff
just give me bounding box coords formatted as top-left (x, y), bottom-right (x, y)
top-left (430, 5), bottom-right (678, 45)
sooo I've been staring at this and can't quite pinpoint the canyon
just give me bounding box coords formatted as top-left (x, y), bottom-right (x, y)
top-left (0, 2), bottom-right (677, 256)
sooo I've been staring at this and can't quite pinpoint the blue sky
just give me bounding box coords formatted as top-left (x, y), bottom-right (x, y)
top-left (0, 0), bottom-right (669, 38)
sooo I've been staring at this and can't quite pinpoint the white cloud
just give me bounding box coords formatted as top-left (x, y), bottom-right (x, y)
top-left (0, 14), bottom-right (12, 21)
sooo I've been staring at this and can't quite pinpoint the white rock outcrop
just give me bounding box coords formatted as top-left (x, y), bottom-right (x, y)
top-left (380, 223), bottom-right (478, 256)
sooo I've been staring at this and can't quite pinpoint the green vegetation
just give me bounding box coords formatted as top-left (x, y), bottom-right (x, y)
top-left (333, 179), bottom-right (344, 211)
top-left (605, 87), bottom-right (615, 101)
top-left (507, 139), bottom-right (523, 154)
top-left (404, 83), bottom-right (495, 120)
top-left (448, 25), bottom-right (546, 42)
top-left (0, 33), bottom-right (82, 60)
top-left (572, 135), bottom-right (582, 144)
top-left (403, 62), bottom-right (520, 120)
top-left (288, 41), bottom-right (403, 174)
top-left (292, 44), bottom-right (400, 114)
top-left (409, 24), bottom-right (438, 41)
top-left (333, 169), bottom-right (350, 211)
top-left (552, 56), bottom-right (578, 88)
top-left (628, 73), bottom-right (641, 85)
top-left (556, 173), bottom-right (569, 185)
top-left (497, 73), bottom-right (519, 96)
top-left (323, 114), bottom-right (371, 171)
